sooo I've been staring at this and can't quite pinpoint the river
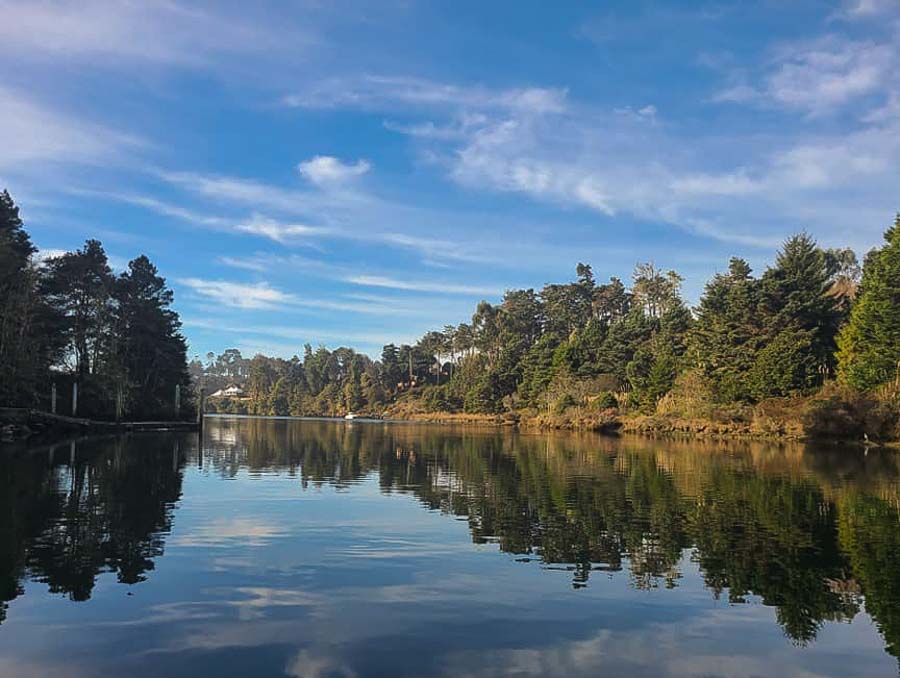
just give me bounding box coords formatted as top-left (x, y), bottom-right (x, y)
top-left (1, 416), bottom-right (898, 676)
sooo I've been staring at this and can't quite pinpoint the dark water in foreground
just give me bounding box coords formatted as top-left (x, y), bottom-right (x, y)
top-left (1, 418), bottom-right (899, 677)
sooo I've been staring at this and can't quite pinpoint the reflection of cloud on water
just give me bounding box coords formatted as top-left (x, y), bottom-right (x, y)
top-left (285, 649), bottom-right (357, 678)
top-left (0, 657), bottom-right (92, 678)
top-left (436, 607), bottom-right (888, 678)
top-left (224, 586), bottom-right (323, 621)
top-left (171, 517), bottom-right (287, 547)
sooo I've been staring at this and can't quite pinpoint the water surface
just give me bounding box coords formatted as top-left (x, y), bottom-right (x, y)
top-left (1, 417), bottom-right (899, 677)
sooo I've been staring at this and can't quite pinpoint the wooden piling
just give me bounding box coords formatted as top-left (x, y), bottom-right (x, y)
top-left (197, 387), bottom-right (205, 431)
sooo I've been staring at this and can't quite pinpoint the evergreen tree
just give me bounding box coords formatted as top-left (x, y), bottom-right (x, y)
top-left (0, 190), bottom-right (34, 282)
top-left (837, 215), bottom-right (900, 390)
top-left (689, 258), bottom-right (762, 402)
top-left (41, 240), bottom-right (116, 378)
top-left (753, 234), bottom-right (840, 397)
top-left (114, 256), bottom-right (190, 419)
top-left (0, 191), bottom-right (61, 406)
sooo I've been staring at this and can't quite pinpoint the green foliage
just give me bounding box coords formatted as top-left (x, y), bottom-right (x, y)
top-left (594, 391), bottom-right (619, 410)
top-left (837, 215), bottom-right (900, 390)
top-left (748, 328), bottom-right (820, 399)
top-left (757, 234), bottom-right (841, 391)
top-left (10, 180), bottom-right (891, 424)
top-left (689, 258), bottom-right (761, 402)
top-left (0, 190), bottom-right (190, 419)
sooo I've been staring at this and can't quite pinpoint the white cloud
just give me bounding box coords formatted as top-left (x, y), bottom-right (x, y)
top-left (298, 156), bottom-right (371, 185)
top-left (184, 317), bottom-right (404, 348)
top-left (766, 37), bottom-right (895, 114)
top-left (179, 277), bottom-right (444, 317)
top-left (838, 0), bottom-right (900, 19)
top-left (284, 75), bottom-right (567, 115)
top-left (713, 32), bottom-right (899, 116)
top-left (179, 278), bottom-right (296, 310)
top-left (31, 247), bottom-right (68, 263)
top-left (0, 86), bottom-right (139, 169)
top-left (235, 215), bottom-right (329, 243)
top-left (670, 171), bottom-right (761, 197)
top-left (70, 188), bottom-right (229, 229)
top-left (346, 275), bottom-right (496, 295)
top-left (0, 0), bottom-right (305, 67)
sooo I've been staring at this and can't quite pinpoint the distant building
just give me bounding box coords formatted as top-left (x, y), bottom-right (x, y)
top-left (209, 384), bottom-right (245, 398)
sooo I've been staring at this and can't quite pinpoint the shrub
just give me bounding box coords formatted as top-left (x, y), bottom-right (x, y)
top-left (593, 391), bottom-right (619, 410)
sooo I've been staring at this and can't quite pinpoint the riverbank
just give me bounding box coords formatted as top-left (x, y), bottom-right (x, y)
top-left (0, 407), bottom-right (198, 445)
top-left (383, 384), bottom-right (900, 444)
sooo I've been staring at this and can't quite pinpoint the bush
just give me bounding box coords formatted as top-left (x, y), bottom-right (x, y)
top-left (593, 391), bottom-right (619, 410)
top-left (552, 393), bottom-right (578, 416)
top-left (802, 383), bottom-right (899, 441)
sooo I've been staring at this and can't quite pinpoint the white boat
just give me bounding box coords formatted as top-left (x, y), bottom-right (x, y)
top-left (344, 412), bottom-right (357, 420)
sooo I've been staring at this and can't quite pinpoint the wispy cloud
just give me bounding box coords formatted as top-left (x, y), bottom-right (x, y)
top-left (0, 0), bottom-right (310, 68)
top-left (179, 278), bottom-right (296, 310)
top-left (284, 75), bottom-right (567, 115)
top-left (178, 277), bottom-right (440, 317)
top-left (346, 275), bottom-right (497, 296)
top-left (0, 86), bottom-right (140, 170)
top-left (235, 215), bottom-right (329, 244)
top-left (183, 317), bottom-right (409, 348)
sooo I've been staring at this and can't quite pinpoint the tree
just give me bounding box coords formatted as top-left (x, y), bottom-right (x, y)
top-left (380, 344), bottom-right (402, 393)
top-left (837, 215), bottom-right (900, 390)
top-left (754, 234), bottom-right (840, 396)
top-left (0, 191), bottom-right (61, 406)
top-left (689, 258), bottom-right (762, 402)
top-left (0, 190), bottom-right (34, 282)
top-left (41, 240), bottom-right (116, 377)
top-left (632, 263), bottom-right (682, 319)
top-left (114, 255), bottom-right (191, 419)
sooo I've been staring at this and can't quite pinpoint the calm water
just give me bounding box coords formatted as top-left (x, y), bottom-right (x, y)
top-left (1, 418), bottom-right (899, 677)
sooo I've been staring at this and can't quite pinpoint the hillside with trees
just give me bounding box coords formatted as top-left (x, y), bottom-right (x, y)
top-left (0, 191), bottom-right (191, 421)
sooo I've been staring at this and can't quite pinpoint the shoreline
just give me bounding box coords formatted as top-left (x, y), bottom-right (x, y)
top-left (5, 409), bottom-right (897, 449)
top-left (387, 411), bottom-right (899, 446)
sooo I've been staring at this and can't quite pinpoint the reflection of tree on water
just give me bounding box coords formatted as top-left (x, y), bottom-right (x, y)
top-left (205, 419), bottom-right (900, 656)
top-left (0, 434), bottom-right (187, 620)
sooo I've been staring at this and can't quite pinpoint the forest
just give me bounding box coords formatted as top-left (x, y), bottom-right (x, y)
top-left (0, 191), bottom-right (191, 421)
top-left (200, 212), bottom-right (900, 440)
top-left (3, 186), bottom-right (899, 437)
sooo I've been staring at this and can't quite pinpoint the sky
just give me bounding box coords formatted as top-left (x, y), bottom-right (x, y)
top-left (1, 0), bottom-right (899, 360)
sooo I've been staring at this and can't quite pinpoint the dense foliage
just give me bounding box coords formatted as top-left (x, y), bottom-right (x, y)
top-left (837, 216), bottom-right (900, 391)
top-left (0, 191), bottom-right (191, 420)
top-left (201, 217), bottom-right (900, 421)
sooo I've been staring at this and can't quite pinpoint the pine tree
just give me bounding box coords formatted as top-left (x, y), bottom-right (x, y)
top-left (0, 191), bottom-right (60, 406)
top-left (837, 215), bottom-right (900, 390)
top-left (0, 190), bottom-right (34, 283)
top-left (753, 234), bottom-right (840, 397)
top-left (115, 255), bottom-right (190, 419)
top-left (689, 258), bottom-right (761, 401)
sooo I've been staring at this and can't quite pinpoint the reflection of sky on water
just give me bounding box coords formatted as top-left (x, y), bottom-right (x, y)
top-left (0, 422), bottom-right (896, 677)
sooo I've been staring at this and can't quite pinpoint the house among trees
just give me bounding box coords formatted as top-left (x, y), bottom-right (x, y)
top-left (209, 384), bottom-right (245, 398)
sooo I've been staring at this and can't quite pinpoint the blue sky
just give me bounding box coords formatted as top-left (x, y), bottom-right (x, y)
top-left (2, 0), bottom-right (899, 360)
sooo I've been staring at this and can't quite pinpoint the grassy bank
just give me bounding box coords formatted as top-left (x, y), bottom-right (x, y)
top-left (383, 380), bottom-right (900, 444)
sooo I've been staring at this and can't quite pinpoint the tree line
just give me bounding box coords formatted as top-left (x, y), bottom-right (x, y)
top-left (0, 190), bottom-right (191, 420)
top-left (202, 215), bottom-right (900, 422)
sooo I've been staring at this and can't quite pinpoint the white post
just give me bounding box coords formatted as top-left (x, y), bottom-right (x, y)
top-left (72, 382), bottom-right (78, 417)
